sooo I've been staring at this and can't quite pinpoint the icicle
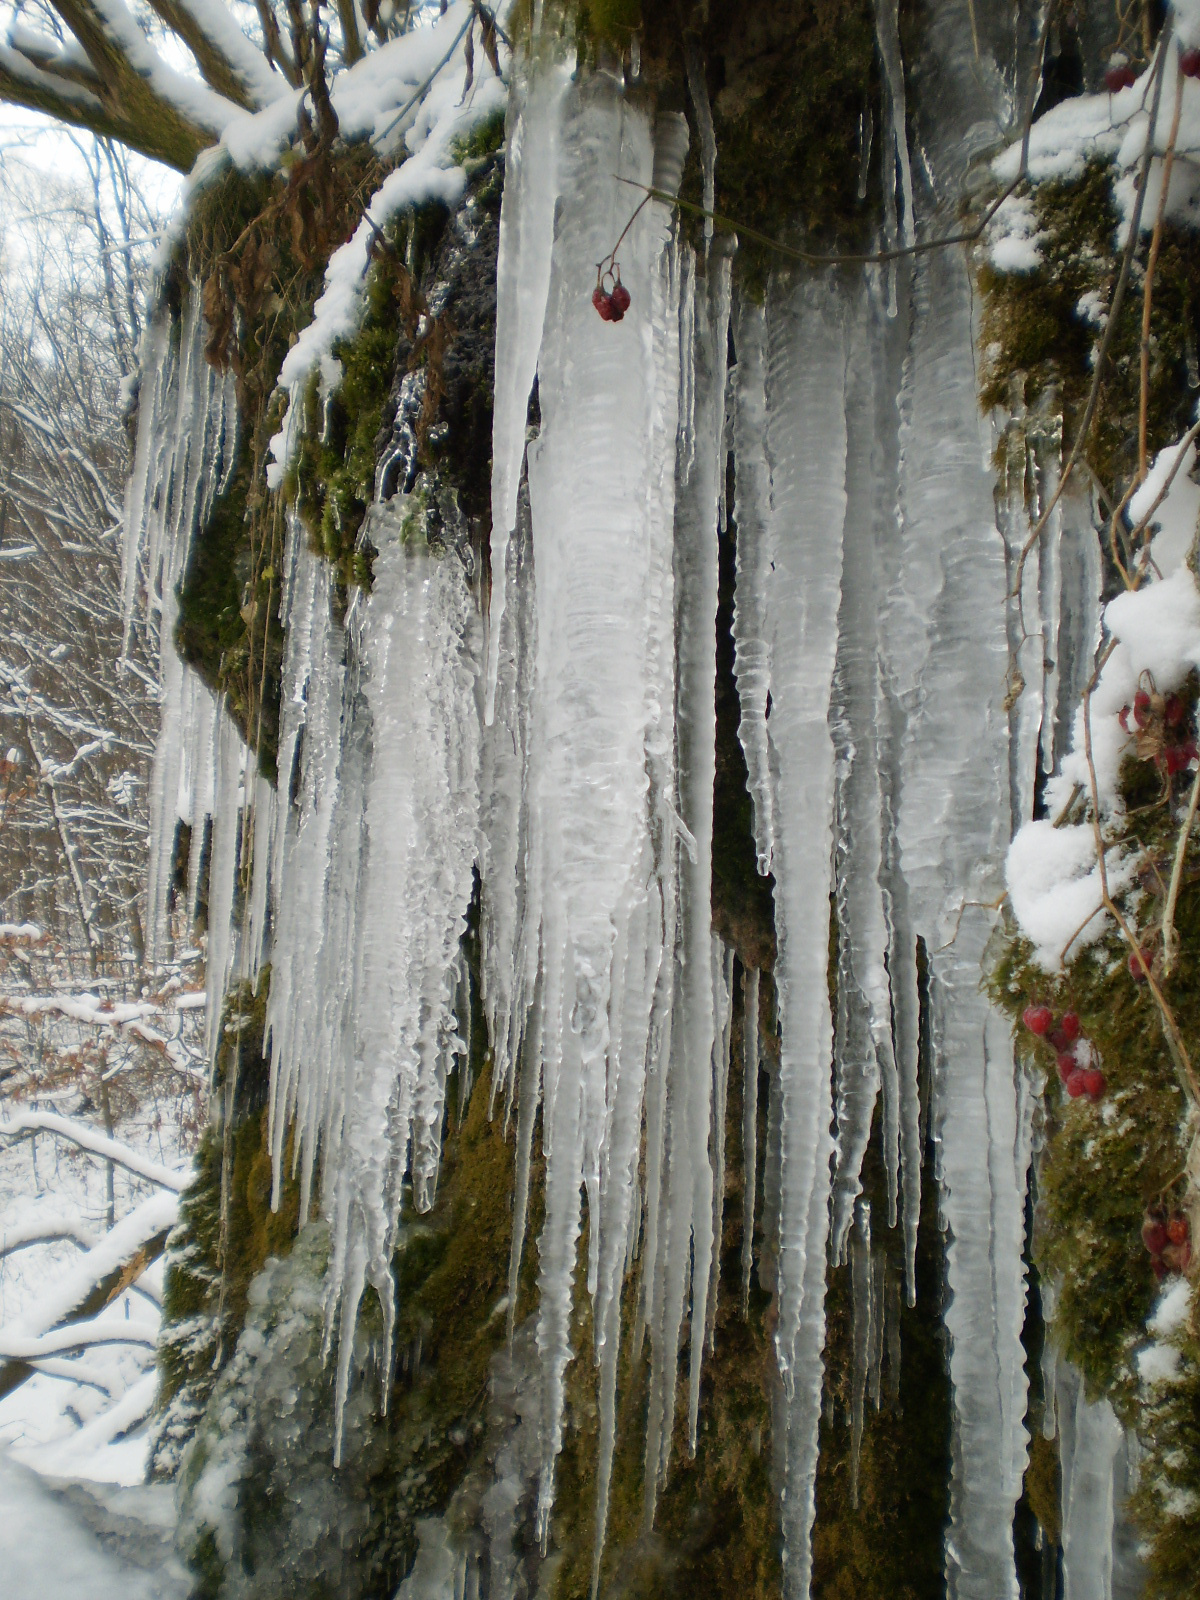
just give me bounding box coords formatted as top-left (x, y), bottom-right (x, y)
top-left (763, 270), bottom-right (849, 1598)
top-left (203, 712), bottom-right (244, 1066)
top-left (829, 302), bottom-right (900, 1258)
top-left (683, 34), bottom-right (716, 253)
top-left (705, 938), bottom-right (735, 1352)
top-left (887, 231), bottom-right (1030, 1599)
top-left (849, 1201), bottom-right (872, 1510)
top-left (872, 0), bottom-right (916, 249)
top-left (740, 965), bottom-right (760, 1310)
top-left (1056, 1361), bottom-right (1124, 1600)
top-left (485, 56), bottom-right (572, 724)
top-left (323, 502), bottom-right (481, 1453)
top-left (731, 298), bottom-right (776, 875)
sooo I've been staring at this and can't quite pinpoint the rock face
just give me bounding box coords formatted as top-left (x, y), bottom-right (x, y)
top-left (126, 3), bottom-right (1200, 1597)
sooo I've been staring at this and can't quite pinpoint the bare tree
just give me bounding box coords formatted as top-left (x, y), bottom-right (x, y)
top-left (0, 141), bottom-right (160, 975)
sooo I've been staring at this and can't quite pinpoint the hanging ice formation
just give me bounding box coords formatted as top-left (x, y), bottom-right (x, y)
top-left (122, 4), bottom-right (1126, 1595)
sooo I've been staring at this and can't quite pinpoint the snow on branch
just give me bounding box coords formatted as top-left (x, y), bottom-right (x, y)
top-left (0, 1110), bottom-right (191, 1191)
top-left (0, 1212), bottom-right (98, 1259)
top-left (1, 1188), bottom-right (178, 1344)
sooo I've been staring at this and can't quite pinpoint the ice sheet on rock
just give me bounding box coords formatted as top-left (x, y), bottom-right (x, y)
top-left (520, 80), bottom-right (690, 1539)
top-left (126, 293), bottom-right (239, 967)
top-left (266, 531), bottom-right (347, 1217)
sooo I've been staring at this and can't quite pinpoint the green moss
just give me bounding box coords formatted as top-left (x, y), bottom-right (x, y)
top-left (989, 705), bottom-right (1200, 1590)
top-left (544, 974), bottom-right (782, 1600)
top-left (150, 968), bottom-right (305, 1475)
top-left (175, 451), bottom-right (284, 776)
top-left (978, 159), bottom-right (1200, 491)
top-left (1133, 1317), bottom-right (1200, 1599)
top-left (810, 1119), bottom-right (952, 1599)
top-left (452, 107), bottom-right (506, 165)
top-left (177, 897), bottom-right (521, 1598)
top-left (293, 152), bottom-right (502, 591)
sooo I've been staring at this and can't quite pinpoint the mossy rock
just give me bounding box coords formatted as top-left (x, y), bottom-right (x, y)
top-left (150, 969), bottom-right (304, 1477)
top-left (978, 158), bottom-right (1200, 497)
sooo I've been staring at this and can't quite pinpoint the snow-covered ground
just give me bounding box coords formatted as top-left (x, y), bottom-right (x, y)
top-left (0, 1451), bottom-right (188, 1597)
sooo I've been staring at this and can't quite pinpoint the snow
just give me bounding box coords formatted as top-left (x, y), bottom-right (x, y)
top-left (0, 1113), bottom-right (190, 1192)
top-left (0, 1452), bottom-right (188, 1598)
top-left (1005, 820), bottom-right (1138, 969)
top-left (1137, 1340), bottom-right (1185, 1385)
top-left (265, 7), bottom-right (509, 486)
top-left (1149, 1275), bottom-right (1193, 1338)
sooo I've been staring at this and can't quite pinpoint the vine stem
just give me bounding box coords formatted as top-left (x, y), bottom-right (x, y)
top-left (1081, 659), bottom-right (1199, 1103)
top-left (1162, 754), bottom-right (1200, 975)
top-left (1139, 59), bottom-right (1185, 482)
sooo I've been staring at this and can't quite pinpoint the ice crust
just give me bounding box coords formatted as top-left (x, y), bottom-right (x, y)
top-left (119, 9), bottom-right (1150, 1592)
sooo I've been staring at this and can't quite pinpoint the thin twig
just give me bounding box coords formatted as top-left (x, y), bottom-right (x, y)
top-left (1162, 756), bottom-right (1200, 974)
top-left (1140, 60), bottom-right (1184, 482)
top-left (1011, 30), bottom-right (1171, 612)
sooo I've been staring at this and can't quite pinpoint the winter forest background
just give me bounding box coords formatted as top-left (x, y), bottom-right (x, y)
top-left (3, 1), bottom-right (1200, 1597)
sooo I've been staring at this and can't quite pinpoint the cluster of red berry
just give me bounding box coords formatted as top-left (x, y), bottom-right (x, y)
top-left (1023, 1005), bottom-right (1107, 1101)
top-left (1118, 688), bottom-right (1198, 774)
top-left (1142, 1207), bottom-right (1192, 1281)
top-left (592, 270), bottom-right (631, 324)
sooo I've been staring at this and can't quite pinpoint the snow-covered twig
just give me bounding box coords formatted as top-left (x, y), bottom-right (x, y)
top-left (0, 1110), bottom-right (190, 1191)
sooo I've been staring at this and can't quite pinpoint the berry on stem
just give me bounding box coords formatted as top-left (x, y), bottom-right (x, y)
top-left (1143, 1216), bottom-right (1170, 1255)
top-left (592, 285), bottom-right (614, 321)
top-left (610, 280), bottom-right (631, 316)
top-left (1105, 61), bottom-right (1138, 91)
top-left (1182, 46), bottom-right (1200, 79)
top-left (1060, 1012), bottom-right (1081, 1042)
top-left (1128, 948), bottom-right (1153, 982)
top-left (1023, 1004), bottom-right (1053, 1035)
top-left (1056, 1051), bottom-right (1077, 1082)
top-left (1079, 1068), bottom-right (1106, 1101)
top-left (1133, 688), bottom-right (1152, 727)
top-left (1168, 1214), bottom-right (1190, 1246)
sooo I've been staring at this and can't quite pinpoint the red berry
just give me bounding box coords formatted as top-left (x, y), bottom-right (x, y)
top-left (1165, 692), bottom-right (1187, 725)
top-left (1060, 1012), bottom-right (1081, 1042)
top-left (1023, 1005), bottom-right (1053, 1035)
top-left (1133, 688), bottom-right (1152, 727)
top-left (1065, 1070), bottom-right (1088, 1098)
top-left (1081, 1068), bottom-right (1106, 1101)
top-left (1182, 47), bottom-right (1200, 79)
top-left (1056, 1051), bottom-right (1078, 1082)
top-left (1164, 742), bottom-right (1192, 775)
top-left (1105, 62), bottom-right (1138, 92)
top-left (1168, 1214), bottom-right (1190, 1246)
top-left (1143, 1218), bottom-right (1170, 1254)
top-left (1152, 1255), bottom-right (1168, 1281)
top-left (1128, 948), bottom-right (1152, 982)
top-left (592, 286), bottom-right (614, 321)
top-left (610, 281), bottom-right (631, 315)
